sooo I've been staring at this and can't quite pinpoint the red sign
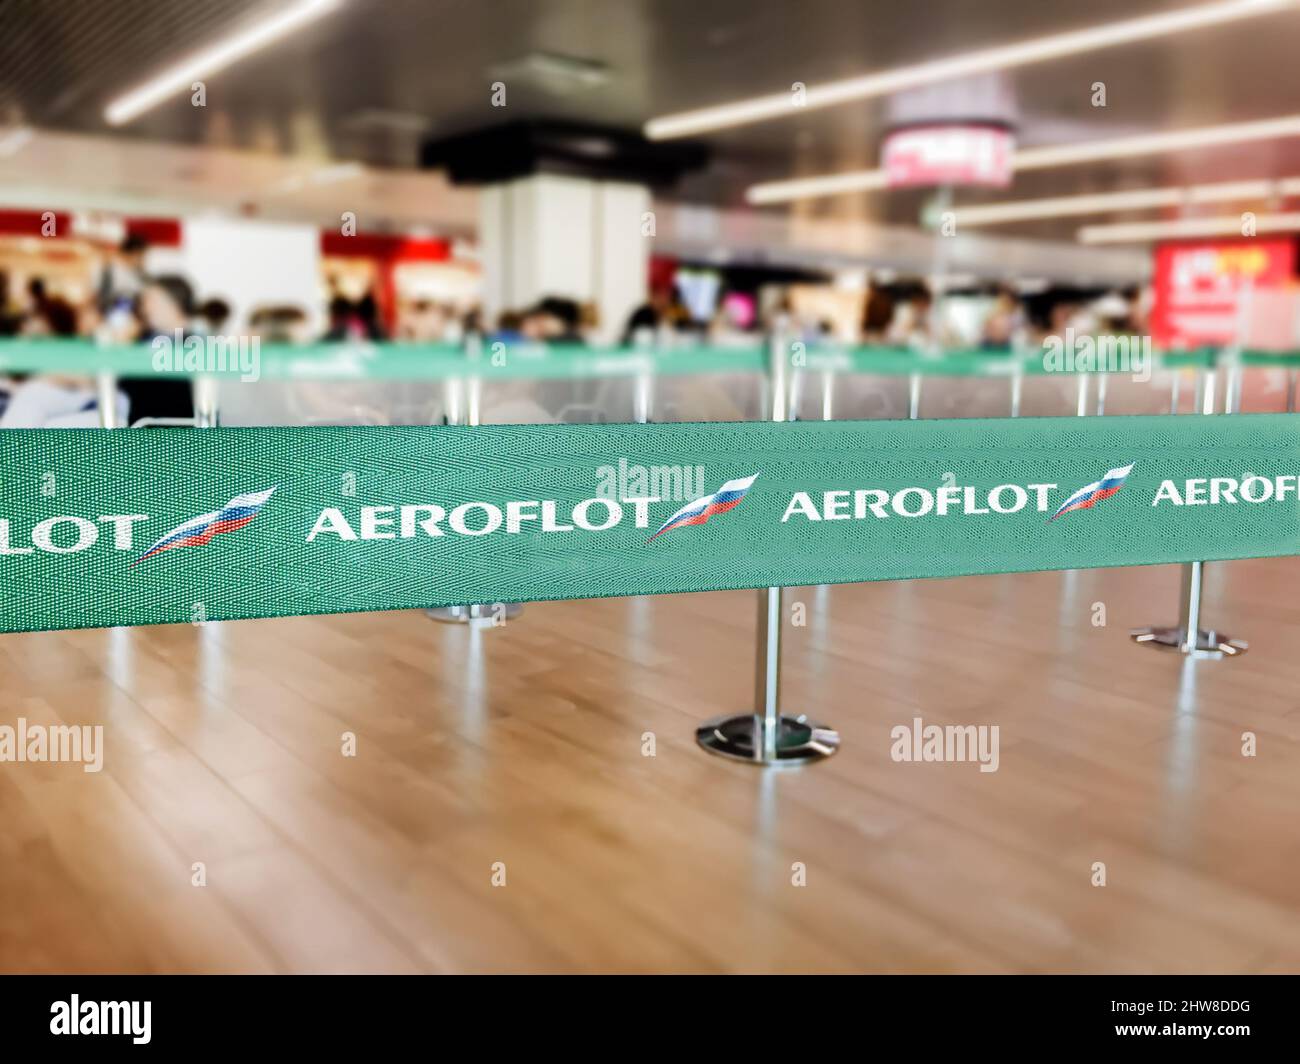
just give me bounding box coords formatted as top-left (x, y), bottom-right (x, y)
top-left (882, 124), bottom-right (1014, 188)
top-left (1151, 240), bottom-right (1296, 347)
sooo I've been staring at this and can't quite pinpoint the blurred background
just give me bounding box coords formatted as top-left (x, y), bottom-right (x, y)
top-left (1, 0), bottom-right (1299, 425)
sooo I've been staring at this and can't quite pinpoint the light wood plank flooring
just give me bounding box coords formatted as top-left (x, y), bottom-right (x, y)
top-left (2, 556), bottom-right (1299, 973)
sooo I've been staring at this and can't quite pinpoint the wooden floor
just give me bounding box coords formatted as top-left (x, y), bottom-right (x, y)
top-left (3, 556), bottom-right (1300, 973)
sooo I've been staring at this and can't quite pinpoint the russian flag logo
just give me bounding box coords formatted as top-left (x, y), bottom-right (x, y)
top-left (1049, 464), bottom-right (1133, 521)
top-left (648, 474), bottom-right (758, 541)
top-left (133, 487), bottom-right (276, 565)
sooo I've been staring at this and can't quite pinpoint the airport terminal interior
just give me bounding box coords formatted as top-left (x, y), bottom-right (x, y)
top-left (3, 0), bottom-right (1300, 975)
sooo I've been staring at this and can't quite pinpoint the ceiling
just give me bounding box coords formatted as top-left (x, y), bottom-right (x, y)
top-left (3, 0), bottom-right (1300, 241)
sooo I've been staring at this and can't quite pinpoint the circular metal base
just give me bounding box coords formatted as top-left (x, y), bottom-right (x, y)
top-left (1129, 626), bottom-right (1247, 660)
top-left (695, 713), bottom-right (839, 767)
top-left (425, 603), bottom-right (524, 627)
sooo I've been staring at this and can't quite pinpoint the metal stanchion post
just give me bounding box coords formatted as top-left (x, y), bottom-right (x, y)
top-left (908, 370), bottom-right (922, 420)
top-left (788, 358), bottom-right (803, 422)
top-left (1130, 358), bottom-right (1246, 658)
top-left (1223, 352), bottom-right (1242, 416)
top-left (96, 372), bottom-right (119, 429)
top-left (193, 375), bottom-right (220, 428)
top-left (465, 331), bottom-right (483, 429)
top-left (821, 369), bottom-right (834, 422)
top-left (427, 333), bottom-right (522, 626)
top-left (1287, 368), bottom-right (1297, 413)
top-left (695, 331), bottom-right (839, 765)
top-left (443, 367), bottom-right (465, 427)
top-left (1075, 372), bottom-right (1089, 417)
top-left (633, 349), bottom-right (654, 425)
top-left (1094, 371), bottom-right (1107, 416)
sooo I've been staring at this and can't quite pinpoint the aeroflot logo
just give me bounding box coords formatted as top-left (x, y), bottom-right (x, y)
top-left (305, 474), bottom-right (759, 542)
top-left (134, 488), bottom-right (275, 564)
top-left (0, 489), bottom-right (273, 559)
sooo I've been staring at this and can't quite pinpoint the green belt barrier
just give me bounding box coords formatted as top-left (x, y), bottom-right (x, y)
top-left (1, 413), bottom-right (1297, 634)
top-left (1240, 350), bottom-right (1300, 368)
top-left (0, 339), bottom-right (764, 380)
top-left (801, 345), bottom-right (1223, 375)
top-left (2, 338), bottom-right (1289, 383)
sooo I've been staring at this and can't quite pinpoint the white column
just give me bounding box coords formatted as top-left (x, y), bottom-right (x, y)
top-left (479, 174), bottom-right (649, 343)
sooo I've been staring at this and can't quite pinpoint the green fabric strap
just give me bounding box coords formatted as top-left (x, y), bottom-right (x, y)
top-left (1, 414), bottom-right (1297, 633)
top-left (0, 339), bottom-right (1285, 381)
top-left (0, 339), bottom-right (763, 380)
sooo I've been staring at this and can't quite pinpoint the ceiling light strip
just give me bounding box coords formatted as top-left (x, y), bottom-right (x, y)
top-left (105, 0), bottom-right (341, 125)
top-left (647, 0), bottom-right (1296, 139)
top-left (1078, 212), bottom-right (1300, 243)
top-left (746, 116), bottom-right (1300, 205)
top-left (955, 177), bottom-right (1300, 226)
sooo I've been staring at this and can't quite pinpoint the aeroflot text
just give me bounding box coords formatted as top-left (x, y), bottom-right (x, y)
top-left (784, 475), bottom-right (1300, 520)
top-left (781, 483), bottom-right (1058, 520)
top-left (306, 498), bottom-right (664, 540)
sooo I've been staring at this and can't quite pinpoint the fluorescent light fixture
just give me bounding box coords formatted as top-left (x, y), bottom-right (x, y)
top-left (647, 0), bottom-right (1296, 139)
top-left (955, 177), bottom-right (1300, 226)
top-left (105, 0), bottom-right (342, 125)
top-left (1078, 212), bottom-right (1300, 243)
top-left (747, 114), bottom-right (1300, 205)
top-left (1013, 113), bottom-right (1300, 169)
top-left (747, 169), bottom-right (890, 204)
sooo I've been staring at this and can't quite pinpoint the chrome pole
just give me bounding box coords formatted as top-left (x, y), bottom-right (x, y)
top-left (756, 586), bottom-right (781, 762)
top-left (633, 367), bottom-right (653, 424)
top-left (631, 333), bottom-right (655, 423)
top-left (193, 375), bottom-right (220, 429)
top-left (1130, 358), bottom-right (1245, 659)
top-left (1202, 364), bottom-right (1217, 415)
top-left (96, 372), bottom-right (119, 429)
top-left (908, 371), bottom-right (922, 420)
top-left (1178, 562), bottom-right (1204, 655)
top-left (1223, 357), bottom-right (1242, 416)
top-left (465, 331), bottom-right (482, 428)
top-left (696, 330), bottom-right (839, 765)
top-left (427, 332), bottom-right (521, 626)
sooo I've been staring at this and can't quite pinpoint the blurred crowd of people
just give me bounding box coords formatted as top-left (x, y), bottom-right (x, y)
top-left (853, 281), bottom-right (1145, 350)
top-left (1, 236), bottom-right (222, 424)
top-left (0, 232), bottom-right (1147, 428)
top-left (1, 230), bottom-right (1148, 355)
